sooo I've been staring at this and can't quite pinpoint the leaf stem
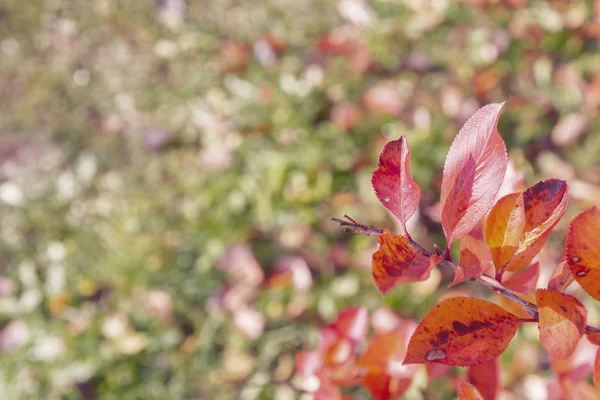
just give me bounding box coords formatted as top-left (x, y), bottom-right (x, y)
top-left (332, 216), bottom-right (600, 333)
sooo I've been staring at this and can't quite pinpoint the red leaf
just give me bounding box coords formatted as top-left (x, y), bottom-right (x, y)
top-left (333, 306), bottom-right (369, 344)
top-left (358, 327), bottom-right (418, 400)
top-left (536, 289), bottom-right (587, 360)
top-left (371, 233), bottom-right (433, 295)
top-left (502, 262), bottom-right (540, 294)
top-left (505, 180), bottom-right (569, 272)
top-left (468, 358), bottom-right (501, 400)
top-left (458, 382), bottom-right (485, 400)
top-left (451, 236), bottom-right (494, 286)
top-left (372, 137), bottom-right (421, 236)
top-left (404, 297), bottom-right (522, 366)
top-left (441, 103), bottom-right (508, 247)
top-left (548, 261), bottom-right (575, 292)
top-left (566, 207), bottom-right (600, 302)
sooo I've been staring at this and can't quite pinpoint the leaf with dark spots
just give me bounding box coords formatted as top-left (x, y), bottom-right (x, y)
top-left (404, 297), bottom-right (522, 366)
top-left (371, 233), bottom-right (433, 295)
top-left (440, 103), bottom-right (508, 247)
top-left (536, 289), bottom-right (587, 360)
top-left (548, 261), bottom-right (574, 292)
top-left (505, 180), bottom-right (569, 272)
top-left (566, 208), bottom-right (600, 302)
top-left (372, 136), bottom-right (421, 237)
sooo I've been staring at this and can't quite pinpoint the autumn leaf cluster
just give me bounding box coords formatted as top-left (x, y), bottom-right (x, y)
top-left (301, 104), bottom-right (600, 399)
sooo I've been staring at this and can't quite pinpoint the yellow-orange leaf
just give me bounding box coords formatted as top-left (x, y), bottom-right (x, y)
top-left (484, 192), bottom-right (525, 271)
top-left (505, 180), bottom-right (568, 272)
top-left (451, 236), bottom-right (493, 286)
top-left (372, 233), bottom-right (433, 295)
top-left (403, 297), bottom-right (522, 367)
top-left (458, 382), bottom-right (484, 400)
top-left (536, 289), bottom-right (587, 360)
top-left (566, 207), bottom-right (600, 302)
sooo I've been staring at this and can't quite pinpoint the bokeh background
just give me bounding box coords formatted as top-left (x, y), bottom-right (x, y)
top-left (2, 0), bottom-right (600, 399)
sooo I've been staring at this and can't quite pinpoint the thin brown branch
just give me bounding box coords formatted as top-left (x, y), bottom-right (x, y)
top-left (333, 216), bottom-right (600, 333)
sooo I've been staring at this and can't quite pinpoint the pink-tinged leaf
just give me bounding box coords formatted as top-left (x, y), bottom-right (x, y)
top-left (468, 358), bottom-right (501, 400)
top-left (503, 262), bottom-right (540, 294)
top-left (548, 261), bottom-right (575, 292)
top-left (458, 382), bottom-right (485, 400)
top-left (441, 103), bottom-right (508, 247)
top-left (484, 192), bottom-right (526, 271)
top-left (372, 233), bottom-right (433, 295)
top-left (594, 347), bottom-right (600, 388)
top-left (372, 137), bottom-right (421, 236)
top-left (404, 297), bottom-right (522, 367)
top-left (451, 236), bottom-right (494, 286)
top-left (333, 306), bottom-right (369, 344)
top-left (536, 289), bottom-right (587, 360)
top-left (505, 180), bottom-right (569, 272)
top-left (566, 207), bottom-right (600, 302)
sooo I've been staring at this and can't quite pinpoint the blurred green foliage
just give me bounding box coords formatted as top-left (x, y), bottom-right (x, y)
top-left (1, 0), bottom-right (600, 399)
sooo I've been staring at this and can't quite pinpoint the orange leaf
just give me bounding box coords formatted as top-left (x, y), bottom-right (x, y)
top-left (566, 207), bottom-right (600, 302)
top-left (403, 297), bottom-right (522, 366)
top-left (372, 136), bottom-right (421, 236)
top-left (505, 180), bottom-right (569, 272)
top-left (450, 236), bottom-right (494, 286)
top-left (536, 289), bottom-right (587, 360)
top-left (548, 261), bottom-right (575, 293)
top-left (484, 192), bottom-right (525, 271)
top-left (458, 382), bottom-right (485, 400)
top-left (502, 262), bottom-right (540, 294)
top-left (468, 358), bottom-right (500, 400)
top-left (441, 103), bottom-right (507, 247)
top-left (372, 233), bottom-right (433, 295)
top-left (358, 328), bottom-right (417, 400)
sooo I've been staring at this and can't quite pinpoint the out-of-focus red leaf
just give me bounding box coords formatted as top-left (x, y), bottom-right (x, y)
top-left (216, 243), bottom-right (264, 286)
top-left (267, 256), bottom-right (313, 291)
top-left (363, 84), bottom-right (404, 116)
top-left (440, 103), bottom-right (508, 247)
top-left (371, 307), bottom-right (401, 333)
top-left (536, 289), bottom-right (587, 360)
top-left (372, 137), bottom-right (421, 236)
top-left (314, 373), bottom-right (344, 400)
top-left (358, 327), bottom-right (418, 400)
top-left (458, 382), bottom-right (485, 400)
top-left (550, 336), bottom-right (597, 383)
top-left (502, 262), bottom-right (540, 294)
top-left (333, 306), bottom-right (369, 344)
top-left (468, 358), bottom-right (500, 400)
top-left (505, 180), bottom-right (569, 272)
top-left (484, 193), bottom-right (525, 271)
top-left (426, 363), bottom-right (451, 381)
top-left (566, 207), bottom-right (600, 302)
top-left (404, 297), bottom-right (522, 366)
top-left (548, 261), bottom-right (575, 292)
top-left (371, 233), bottom-right (433, 295)
top-left (451, 236), bottom-right (494, 286)
top-left (331, 102), bottom-right (362, 131)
